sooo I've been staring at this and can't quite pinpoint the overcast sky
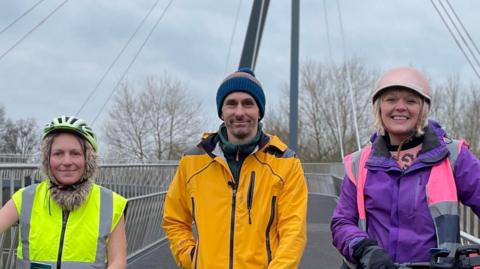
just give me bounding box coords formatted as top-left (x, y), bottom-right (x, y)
top-left (1, 0), bottom-right (479, 141)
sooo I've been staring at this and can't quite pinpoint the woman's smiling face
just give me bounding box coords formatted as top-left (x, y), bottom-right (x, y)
top-left (380, 87), bottom-right (423, 145)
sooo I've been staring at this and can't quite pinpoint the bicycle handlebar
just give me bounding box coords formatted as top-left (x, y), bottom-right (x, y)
top-left (392, 243), bottom-right (480, 269)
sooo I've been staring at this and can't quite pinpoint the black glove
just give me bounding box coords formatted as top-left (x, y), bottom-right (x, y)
top-left (352, 238), bottom-right (395, 269)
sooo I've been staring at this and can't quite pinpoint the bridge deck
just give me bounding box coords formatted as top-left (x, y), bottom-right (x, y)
top-left (127, 194), bottom-right (343, 268)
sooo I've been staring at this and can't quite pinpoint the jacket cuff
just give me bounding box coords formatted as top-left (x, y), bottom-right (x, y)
top-left (347, 236), bottom-right (367, 262)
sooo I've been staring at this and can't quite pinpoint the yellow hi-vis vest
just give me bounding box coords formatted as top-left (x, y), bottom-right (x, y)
top-left (12, 180), bottom-right (127, 269)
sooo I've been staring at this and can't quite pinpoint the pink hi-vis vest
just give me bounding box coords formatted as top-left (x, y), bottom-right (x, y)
top-left (343, 140), bottom-right (464, 255)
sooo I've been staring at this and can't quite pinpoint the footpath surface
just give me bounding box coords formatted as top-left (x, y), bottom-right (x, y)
top-left (128, 194), bottom-right (343, 269)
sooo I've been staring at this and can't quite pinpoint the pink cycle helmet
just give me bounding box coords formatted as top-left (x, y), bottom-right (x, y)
top-left (372, 67), bottom-right (431, 103)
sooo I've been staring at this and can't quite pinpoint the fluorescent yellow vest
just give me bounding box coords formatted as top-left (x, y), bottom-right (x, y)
top-left (12, 180), bottom-right (127, 269)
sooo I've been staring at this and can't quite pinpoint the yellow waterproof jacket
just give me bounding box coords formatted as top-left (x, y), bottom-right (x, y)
top-left (163, 132), bottom-right (307, 269)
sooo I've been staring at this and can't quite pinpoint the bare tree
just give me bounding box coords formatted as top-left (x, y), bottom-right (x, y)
top-left (431, 76), bottom-right (480, 156)
top-left (265, 59), bottom-right (376, 162)
top-left (0, 117), bottom-right (39, 163)
top-left (143, 74), bottom-right (202, 160)
top-left (263, 83), bottom-right (290, 143)
top-left (103, 74), bottom-right (203, 162)
top-left (462, 84), bottom-right (480, 155)
top-left (430, 75), bottom-right (464, 137)
top-left (104, 84), bottom-right (152, 162)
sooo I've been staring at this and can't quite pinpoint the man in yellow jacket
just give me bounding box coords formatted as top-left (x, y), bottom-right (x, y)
top-left (163, 67), bottom-right (308, 269)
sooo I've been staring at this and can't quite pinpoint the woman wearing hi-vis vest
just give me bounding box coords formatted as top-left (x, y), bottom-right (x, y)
top-left (0, 116), bottom-right (128, 269)
top-left (330, 67), bottom-right (480, 269)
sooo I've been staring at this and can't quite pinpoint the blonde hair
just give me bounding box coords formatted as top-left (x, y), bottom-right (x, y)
top-left (373, 92), bottom-right (430, 137)
top-left (41, 132), bottom-right (97, 184)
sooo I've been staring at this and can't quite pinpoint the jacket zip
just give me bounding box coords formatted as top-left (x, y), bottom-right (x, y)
top-left (265, 196), bottom-right (277, 264)
top-left (247, 172), bottom-right (256, 224)
top-left (57, 210), bottom-right (70, 269)
top-left (413, 176), bottom-right (422, 212)
top-left (228, 180), bottom-right (238, 269)
top-left (191, 198), bottom-right (198, 269)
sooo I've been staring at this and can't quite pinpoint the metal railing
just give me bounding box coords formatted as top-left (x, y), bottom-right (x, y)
top-left (0, 163), bottom-right (175, 268)
top-left (305, 172), bottom-right (343, 196)
top-left (0, 192), bottom-right (169, 268)
top-left (125, 192), bottom-right (167, 262)
top-left (96, 164), bottom-right (177, 198)
top-left (1, 163), bottom-right (480, 267)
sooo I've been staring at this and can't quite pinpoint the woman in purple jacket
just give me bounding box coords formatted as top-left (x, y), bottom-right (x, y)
top-left (331, 67), bottom-right (480, 269)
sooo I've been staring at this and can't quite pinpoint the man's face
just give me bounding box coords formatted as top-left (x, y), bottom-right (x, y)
top-left (221, 91), bottom-right (260, 144)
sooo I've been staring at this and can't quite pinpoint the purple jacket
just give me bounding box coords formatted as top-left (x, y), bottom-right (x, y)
top-left (331, 120), bottom-right (480, 263)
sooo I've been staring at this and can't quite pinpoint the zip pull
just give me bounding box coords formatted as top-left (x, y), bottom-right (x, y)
top-left (247, 171), bottom-right (255, 225)
top-left (228, 181), bottom-right (238, 190)
top-left (236, 149), bottom-right (240, 162)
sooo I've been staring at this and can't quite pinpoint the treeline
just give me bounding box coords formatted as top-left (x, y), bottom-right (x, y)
top-left (3, 59), bottom-right (479, 164)
top-left (0, 105), bottom-right (39, 163)
top-left (263, 59), bottom-right (480, 162)
top-left (101, 74), bottom-right (204, 163)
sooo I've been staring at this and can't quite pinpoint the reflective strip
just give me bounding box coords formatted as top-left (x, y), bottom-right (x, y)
top-left (356, 145), bottom-right (371, 222)
top-left (429, 201), bottom-right (459, 218)
top-left (426, 141), bottom-right (461, 252)
top-left (96, 187), bottom-right (113, 265)
top-left (358, 219), bottom-right (366, 231)
top-left (17, 259), bottom-right (106, 269)
top-left (343, 154), bottom-right (355, 184)
top-left (426, 158), bottom-right (458, 204)
top-left (344, 149), bottom-right (362, 185)
top-left (344, 145), bottom-right (372, 229)
top-left (20, 184), bottom-right (37, 260)
top-left (445, 139), bottom-right (464, 172)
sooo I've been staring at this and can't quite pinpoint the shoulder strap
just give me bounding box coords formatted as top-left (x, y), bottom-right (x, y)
top-left (343, 145), bottom-right (372, 231)
top-left (344, 145), bottom-right (372, 185)
top-left (445, 139), bottom-right (464, 173)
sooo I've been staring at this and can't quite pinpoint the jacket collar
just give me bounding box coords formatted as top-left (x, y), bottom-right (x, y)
top-left (368, 119), bottom-right (449, 165)
top-left (198, 130), bottom-right (287, 158)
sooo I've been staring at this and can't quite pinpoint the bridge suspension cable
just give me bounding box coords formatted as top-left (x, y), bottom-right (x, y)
top-left (0, 0), bottom-right (69, 62)
top-left (76, 0), bottom-right (164, 116)
top-left (444, 0), bottom-right (480, 60)
top-left (224, 0), bottom-right (244, 74)
top-left (92, 0), bottom-right (175, 125)
top-left (430, 0), bottom-right (480, 80)
top-left (438, 1), bottom-right (480, 71)
top-left (322, 0), bottom-right (344, 160)
top-left (0, 0), bottom-right (46, 35)
top-left (335, 0), bottom-right (361, 151)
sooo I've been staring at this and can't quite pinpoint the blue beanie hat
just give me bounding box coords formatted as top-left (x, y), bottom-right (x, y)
top-left (216, 67), bottom-right (266, 119)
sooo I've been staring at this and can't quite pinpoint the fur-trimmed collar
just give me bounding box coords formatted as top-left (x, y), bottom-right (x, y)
top-left (49, 179), bottom-right (92, 211)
